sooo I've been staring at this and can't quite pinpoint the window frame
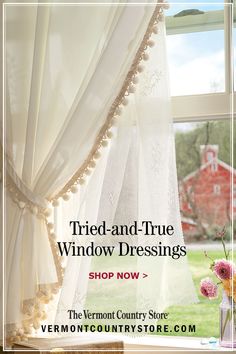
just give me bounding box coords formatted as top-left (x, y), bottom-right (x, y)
top-left (168, 4), bottom-right (234, 340)
top-left (147, 2), bottom-right (234, 343)
top-left (166, 1), bottom-right (234, 123)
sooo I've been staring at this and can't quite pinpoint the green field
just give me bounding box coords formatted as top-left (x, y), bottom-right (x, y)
top-left (157, 250), bottom-right (223, 338)
top-left (85, 250), bottom-right (224, 338)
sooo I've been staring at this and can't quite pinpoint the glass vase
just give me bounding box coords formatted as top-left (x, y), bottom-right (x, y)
top-left (220, 291), bottom-right (236, 348)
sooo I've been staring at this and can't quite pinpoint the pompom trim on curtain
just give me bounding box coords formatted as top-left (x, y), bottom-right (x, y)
top-left (48, 0), bottom-right (169, 204)
top-left (3, 150), bottom-right (64, 343)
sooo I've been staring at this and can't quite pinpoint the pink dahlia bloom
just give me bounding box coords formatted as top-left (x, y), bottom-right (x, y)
top-left (200, 278), bottom-right (218, 299)
top-left (213, 259), bottom-right (234, 280)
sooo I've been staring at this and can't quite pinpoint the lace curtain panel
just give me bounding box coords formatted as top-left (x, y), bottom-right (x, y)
top-left (3, 0), bottom-right (197, 344)
top-left (55, 16), bottom-right (198, 331)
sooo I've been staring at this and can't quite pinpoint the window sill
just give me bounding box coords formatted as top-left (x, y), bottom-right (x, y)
top-left (7, 334), bottom-right (234, 352)
top-left (123, 335), bottom-right (232, 351)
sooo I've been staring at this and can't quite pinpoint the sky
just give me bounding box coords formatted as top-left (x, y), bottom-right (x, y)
top-left (165, 2), bottom-right (226, 96)
top-left (167, 30), bottom-right (225, 96)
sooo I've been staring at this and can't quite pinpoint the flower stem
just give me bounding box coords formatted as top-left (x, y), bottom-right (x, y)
top-left (204, 251), bottom-right (214, 262)
top-left (221, 238), bottom-right (228, 260)
top-left (222, 309), bottom-right (231, 339)
top-left (218, 226), bottom-right (228, 260)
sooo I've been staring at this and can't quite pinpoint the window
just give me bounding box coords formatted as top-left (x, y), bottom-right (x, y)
top-left (213, 184), bottom-right (221, 195)
top-left (211, 162), bottom-right (218, 172)
top-left (165, 1), bottom-right (234, 121)
top-left (187, 186), bottom-right (192, 193)
top-left (168, 1), bottom-right (234, 342)
top-left (207, 152), bottom-right (214, 161)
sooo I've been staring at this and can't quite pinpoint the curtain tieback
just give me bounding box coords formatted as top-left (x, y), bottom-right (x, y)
top-left (6, 158), bottom-right (50, 216)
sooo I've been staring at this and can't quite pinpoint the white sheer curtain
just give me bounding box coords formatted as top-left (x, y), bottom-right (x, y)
top-left (4, 1), bottom-right (159, 344)
top-left (54, 16), bottom-right (198, 332)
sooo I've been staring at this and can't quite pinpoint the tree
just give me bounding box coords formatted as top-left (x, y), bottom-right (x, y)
top-left (175, 120), bottom-right (234, 181)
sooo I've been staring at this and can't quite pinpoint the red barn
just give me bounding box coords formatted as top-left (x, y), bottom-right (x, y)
top-left (179, 145), bottom-right (236, 238)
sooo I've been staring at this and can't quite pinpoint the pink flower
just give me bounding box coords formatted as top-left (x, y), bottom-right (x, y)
top-left (200, 278), bottom-right (218, 299)
top-left (213, 259), bottom-right (234, 280)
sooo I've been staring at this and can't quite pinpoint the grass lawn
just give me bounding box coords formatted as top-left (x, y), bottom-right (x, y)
top-left (85, 250), bottom-right (224, 338)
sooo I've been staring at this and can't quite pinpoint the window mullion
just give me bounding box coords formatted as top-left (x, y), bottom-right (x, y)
top-left (224, 1), bottom-right (233, 94)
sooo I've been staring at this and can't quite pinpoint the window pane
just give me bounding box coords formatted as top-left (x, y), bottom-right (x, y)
top-left (167, 30), bottom-right (225, 96)
top-left (166, 3), bottom-right (225, 96)
top-left (171, 120), bottom-right (233, 339)
top-left (152, 120), bottom-right (233, 340)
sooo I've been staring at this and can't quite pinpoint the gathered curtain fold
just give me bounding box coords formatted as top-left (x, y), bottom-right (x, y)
top-left (4, 0), bottom-right (160, 343)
